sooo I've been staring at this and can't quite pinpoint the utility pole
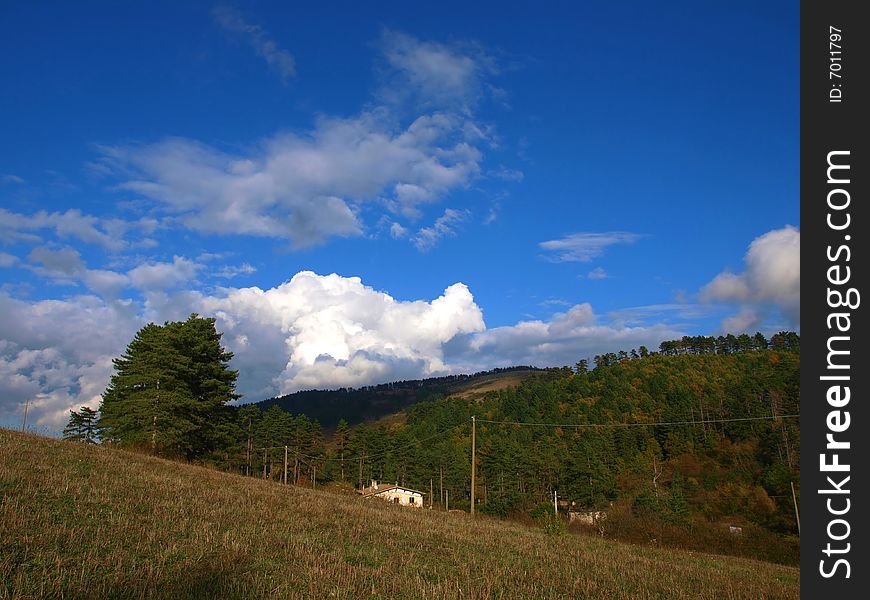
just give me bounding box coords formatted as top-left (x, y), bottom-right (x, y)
top-left (246, 416), bottom-right (252, 476)
top-left (151, 379), bottom-right (160, 454)
top-left (283, 446), bottom-right (288, 485)
top-left (21, 398), bottom-right (30, 432)
top-left (791, 481), bottom-right (801, 535)
top-left (470, 415), bottom-right (476, 516)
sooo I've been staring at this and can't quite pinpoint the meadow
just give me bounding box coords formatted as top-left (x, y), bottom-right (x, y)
top-left (1, 429), bottom-right (799, 599)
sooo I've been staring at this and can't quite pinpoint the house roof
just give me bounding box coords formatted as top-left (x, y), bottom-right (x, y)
top-left (361, 485), bottom-right (425, 498)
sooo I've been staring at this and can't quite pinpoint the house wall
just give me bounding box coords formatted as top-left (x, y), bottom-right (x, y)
top-left (568, 510), bottom-right (606, 525)
top-left (373, 488), bottom-right (423, 508)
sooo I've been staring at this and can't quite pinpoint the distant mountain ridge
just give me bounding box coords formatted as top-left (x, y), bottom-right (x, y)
top-left (254, 367), bottom-right (544, 430)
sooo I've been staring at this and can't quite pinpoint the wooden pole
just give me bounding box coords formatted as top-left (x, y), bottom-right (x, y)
top-left (430, 478), bottom-right (434, 509)
top-left (263, 448), bottom-right (267, 479)
top-left (440, 466), bottom-right (444, 508)
top-left (21, 398), bottom-right (30, 432)
top-left (246, 416), bottom-right (252, 476)
top-left (470, 415), bottom-right (476, 516)
top-left (151, 379), bottom-right (160, 454)
top-left (446, 489), bottom-right (449, 512)
top-left (283, 446), bottom-right (288, 485)
top-left (791, 481), bottom-right (801, 535)
top-left (554, 489), bottom-right (558, 515)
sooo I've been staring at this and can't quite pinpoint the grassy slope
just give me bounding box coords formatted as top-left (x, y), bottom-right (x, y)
top-left (363, 372), bottom-right (538, 430)
top-left (446, 372), bottom-right (535, 399)
top-left (0, 430), bottom-right (799, 600)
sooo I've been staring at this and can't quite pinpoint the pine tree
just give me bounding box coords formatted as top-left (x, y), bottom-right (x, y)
top-left (334, 419), bottom-right (351, 481)
top-left (63, 406), bottom-right (99, 444)
top-left (97, 314), bottom-right (239, 459)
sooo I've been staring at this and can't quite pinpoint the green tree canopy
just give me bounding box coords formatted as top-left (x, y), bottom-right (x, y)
top-left (97, 314), bottom-right (239, 459)
top-left (62, 406), bottom-right (99, 444)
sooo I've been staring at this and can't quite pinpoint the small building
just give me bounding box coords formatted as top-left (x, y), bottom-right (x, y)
top-left (567, 510), bottom-right (606, 526)
top-left (359, 480), bottom-right (424, 508)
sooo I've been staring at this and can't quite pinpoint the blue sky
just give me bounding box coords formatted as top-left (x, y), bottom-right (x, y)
top-left (0, 1), bottom-right (799, 429)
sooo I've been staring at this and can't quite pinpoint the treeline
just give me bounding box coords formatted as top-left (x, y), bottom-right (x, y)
top-left (657, 331), bottom-right (799, 356)
top-left (583, 330), bottom-right (799, 369)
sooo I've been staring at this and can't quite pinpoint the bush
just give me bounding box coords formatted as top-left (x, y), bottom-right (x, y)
top-left (528, 502), bottom-right (565, 536)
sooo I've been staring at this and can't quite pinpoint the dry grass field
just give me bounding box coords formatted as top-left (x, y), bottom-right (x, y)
top-left (1, 429), bottom-right (799, 599)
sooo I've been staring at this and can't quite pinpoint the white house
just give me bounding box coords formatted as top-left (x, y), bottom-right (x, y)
top-left (360, 480), bottom-right (424, 508)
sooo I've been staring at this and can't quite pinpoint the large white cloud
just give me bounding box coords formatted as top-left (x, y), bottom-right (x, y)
top-left (700, 226), bottom-right (800, 330)
top-left (0, 271), bottom-right (686, 431)
top-left (0, 294), bottom-right (142, 430)
top-left (0, 273), bottom-right (485, 429)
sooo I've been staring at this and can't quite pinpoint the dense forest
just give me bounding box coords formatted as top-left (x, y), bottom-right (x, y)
top-left (75, 322), bottom-right (800, 562)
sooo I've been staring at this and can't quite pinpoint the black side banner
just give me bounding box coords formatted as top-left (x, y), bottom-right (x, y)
top-left (801, 0), bottom-right (868, 595)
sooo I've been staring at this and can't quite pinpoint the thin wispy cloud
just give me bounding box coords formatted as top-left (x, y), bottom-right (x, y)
top-left (378, 29), bottom-right (498, 114)
top-left (213, 5), bottom-right (296, 83)
top-left (412, 208), bottom-right (470, 252)
top-left (539, 231), bottom-right (642, 262)
top-left (0, 252), bottom-right (19, 268)
top-left (586, 266), bottom-right (608, 280)
top-left (1, 174), bottom-right (25, 185)
top-left (0, 208), bottom-right (158, 252)
top-left (489, 166), bottom-right (523, 182)
top-left (606, 303), bottom-right (715, 326)
top-left (93, 31), bottom-right (494, 250)
top-left (214, 263), bottom-right (257, 279)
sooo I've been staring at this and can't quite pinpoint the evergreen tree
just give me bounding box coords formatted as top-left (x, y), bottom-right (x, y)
top-left (98, 314), bottom-right (239, 459)
top-left (333, 419), bottom-right (351, 482)
top-left (63, 406), bottom-right (99, 444)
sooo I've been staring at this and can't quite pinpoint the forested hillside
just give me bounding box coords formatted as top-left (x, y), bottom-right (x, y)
top-left (209, 334), bottom-right (800, 563)
top-left (343, 339), bottom-right (800, 562)
top-left (256, 367), bottom-right (541, 430)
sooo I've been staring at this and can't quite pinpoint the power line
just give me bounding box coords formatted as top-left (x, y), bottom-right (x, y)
top-left (475, 414), bottom-right (799, 428)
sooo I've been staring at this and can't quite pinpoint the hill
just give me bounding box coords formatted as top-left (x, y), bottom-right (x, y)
top-left (340, 346), bottom-right (801, 564)
top-left (0, 429), bottom-right (799, 599)
top-left (255, 367), bottom-right (542, 430)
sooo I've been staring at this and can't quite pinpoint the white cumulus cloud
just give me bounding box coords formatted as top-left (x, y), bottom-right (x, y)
top-left (128, 256), bottom-right (203, 291)
top-left (700, 226), bottom-right (800, 330)
top-left (1, 271), bottom-right (686, 431)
